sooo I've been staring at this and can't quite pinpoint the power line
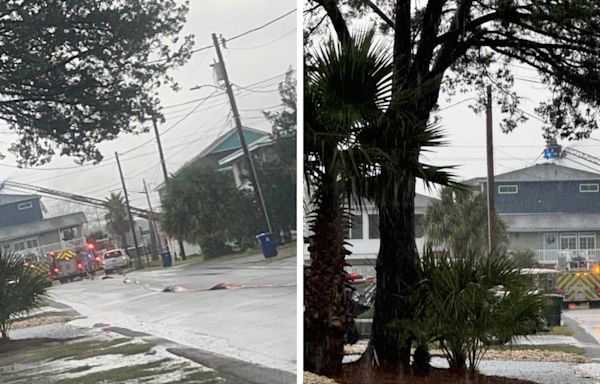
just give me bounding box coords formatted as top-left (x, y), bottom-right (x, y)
top-left (228, 28), bottom-right (296, 51)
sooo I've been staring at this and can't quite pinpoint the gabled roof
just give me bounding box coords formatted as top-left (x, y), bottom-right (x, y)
top-left (0, 194), bottom-right (40, 207)
top-left (194, 126), bottom-right (269, 160)
top-left (218, 135), bottom-right (274, 166)
top-left (0, 212), bottom-right (87, 242)
top-left (468, 162), bottom-right (600, 184)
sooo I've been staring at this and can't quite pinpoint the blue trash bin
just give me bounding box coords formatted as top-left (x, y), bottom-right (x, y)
top-left (160, 251), bottom-right (172, 267)
top-left (256, 233), bottom-right (278, 258)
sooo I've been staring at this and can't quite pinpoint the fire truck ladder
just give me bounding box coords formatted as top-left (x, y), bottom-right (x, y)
top-left (0, 180), bottom-right (152, 219)
top-left (561, 147), bottom-right (600, 169)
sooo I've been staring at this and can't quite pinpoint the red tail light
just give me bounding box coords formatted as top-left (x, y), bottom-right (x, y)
top-left (95, 256), bottom-right (101, 261)
top-left (77, 262), bottom-right (83, 270)
top-left (557, 287), bottom-right (564, 294)
top-left (54, 268), bottom-right (60, 273)
top-left (595, 287), bottom-right (600, 293)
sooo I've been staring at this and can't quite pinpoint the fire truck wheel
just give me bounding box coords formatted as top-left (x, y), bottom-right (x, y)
top-left (58, 278), bottom-right (67, 284)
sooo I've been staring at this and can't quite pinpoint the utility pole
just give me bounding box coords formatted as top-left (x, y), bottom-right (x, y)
top-left (211, 32), bottom-right (273, 234)
top-left (143, 179), bottom-right (162, 258)
top-left (485, 85), bottom-right (497, 254)
top-left (151, 114), bottom-right (170, 186)
top-left (115, 151), bottom-right (143, 269)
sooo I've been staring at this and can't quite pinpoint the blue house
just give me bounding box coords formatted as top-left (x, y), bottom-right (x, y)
top-left (0, 194), bottom-right (87, 258)
top-left (469, 163), bottom-right (600, 266)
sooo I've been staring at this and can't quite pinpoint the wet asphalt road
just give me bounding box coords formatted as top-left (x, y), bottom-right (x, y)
top-left (47, 252), bottom-right (297, 382)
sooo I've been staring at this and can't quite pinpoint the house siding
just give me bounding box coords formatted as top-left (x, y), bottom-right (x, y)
top-left (0, 198), bottom-right (43, 228)
top-left (508, 232), bottom-right (543, 251)
top-left (487, 180), bottom-right (600, 214)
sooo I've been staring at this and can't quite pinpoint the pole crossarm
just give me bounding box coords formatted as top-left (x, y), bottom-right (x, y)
top-left (0, 180), bottom-right (154, 219)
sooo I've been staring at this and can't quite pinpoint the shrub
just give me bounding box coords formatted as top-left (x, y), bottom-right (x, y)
top-left (0, 251), bottom-right (49, 342)
top-left (401, 249), bottom-right (545, 373)
top-left (199, 232), bottom-right (232, 259)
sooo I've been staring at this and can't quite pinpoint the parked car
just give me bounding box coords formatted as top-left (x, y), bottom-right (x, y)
top-left (103, 249), bottom-right (130, 273)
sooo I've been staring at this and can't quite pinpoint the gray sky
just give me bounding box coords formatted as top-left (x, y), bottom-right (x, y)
top-left (0, 0), bottom-right (297, 215)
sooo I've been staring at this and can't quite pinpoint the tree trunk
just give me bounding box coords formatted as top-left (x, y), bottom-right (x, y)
top-left (370, 174), bottom-right (419, 371)
top-left (304, 176), bottom-right (351, 376)
top-left (178, 238), bottom-right (186, 260)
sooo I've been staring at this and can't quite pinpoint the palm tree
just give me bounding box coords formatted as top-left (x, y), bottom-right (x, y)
top-left (104, 192), bottom-right (130, 249)
top-left (304, 31), bottom-right (393, 375)
top-left (424, 187), bottom-right (508, 257)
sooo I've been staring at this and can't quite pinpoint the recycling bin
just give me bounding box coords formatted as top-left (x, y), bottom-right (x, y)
top-left (256, 233), bottom-right (278, 258)
top-left (543, 294), bottom-right (563, 327)
top-left (160, 251), bottom-right (173, 267)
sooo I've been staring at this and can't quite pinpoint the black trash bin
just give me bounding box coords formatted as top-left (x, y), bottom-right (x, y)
top-left (160, 251), bottom-right (172, 267)
top-left (256, 233), bottom-right (278, 258)
top-left (543, 294), bottom-right (563, 327)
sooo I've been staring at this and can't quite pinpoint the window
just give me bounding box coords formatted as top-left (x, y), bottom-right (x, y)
top-left (580, 183), bottom-right (599, 193)
top-left (347, 214), bottom-right (363, 239)
top-left (12, 241), bottom-right (25, 251)
top-left (579, 234), bottom-right (596, 250)
top-left (17, 201), bottom-right (32, 210)
top-left (560, 234), bottom-right (577, 250)
top-left (368, 214), bottom-right (380, 239)
top-left (25, 238), bottom-right (38, 249)
top-left (498, 185), bottom-right (518, 194)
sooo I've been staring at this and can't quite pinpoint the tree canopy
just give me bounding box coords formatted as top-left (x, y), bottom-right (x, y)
top-left (0, 0), bottom-right (193, 165)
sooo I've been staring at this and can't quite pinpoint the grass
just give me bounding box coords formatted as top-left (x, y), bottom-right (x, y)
top-left (489, 344), bottom-right (585, 355)
top-left (543, 325), bottom-right (573, 337)
top-left (0, 336), bottom-right (244, 383)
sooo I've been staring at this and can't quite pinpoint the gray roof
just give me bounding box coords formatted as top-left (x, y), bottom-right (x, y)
top-left (501, 212), bottom-right (600, 232)
top-left (0, 212), bottom-right (87, 242)
top-left (468, 162), bottom-right (600, 184)
top-left (0, 194), bottom-right (40, 207)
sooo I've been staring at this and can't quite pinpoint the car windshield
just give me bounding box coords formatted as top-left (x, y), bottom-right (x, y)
top-left (104, 251), bottom-right (123, 259)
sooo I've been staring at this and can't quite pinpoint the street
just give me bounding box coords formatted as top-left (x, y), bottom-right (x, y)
top-left (47, 252), bottom-right (296, 381)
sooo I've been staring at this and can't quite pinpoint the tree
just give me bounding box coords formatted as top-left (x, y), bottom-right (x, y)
top-left (161, 161), bottom-right (259, 259)
top-left (104, 192), bottom-right (130, 250)
top-left (424, 186), bottom-right (508, 256)
top-left (304, 31), bottom-right (400, 375)
top-left (0, 0), bottom-right (193, 165)
top-left (306, 0), bottom-right (600, 369)
top-left (256, 69), bottom-right (297, 243)
top-left (0, 250), bottom-right (48, 342)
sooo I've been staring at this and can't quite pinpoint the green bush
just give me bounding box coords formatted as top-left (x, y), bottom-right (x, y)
top-left (199, 233), bottom-right (232, 259)
top-left (400, 249), bottom-right (545, 373)
top-left (0, 251), bottom-right (49, 342)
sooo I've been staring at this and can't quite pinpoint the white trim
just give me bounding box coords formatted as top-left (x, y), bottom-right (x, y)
top-left (498, 185), bottom-right (518, 194)
top-left (17, 201), bottom-right (33, 210)
top-left (579, 183), bottom-right (599, 193)
top-left (579, 233), bottom-right (596, 250)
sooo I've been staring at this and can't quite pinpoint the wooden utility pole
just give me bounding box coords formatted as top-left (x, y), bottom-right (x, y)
top-left (143, 179), bottom-right (161, 258)
top-left (211, 33), bottom-right (273, 234)
top-left (485, 85), bottom-right (497, 254)
top-left (151, 114), bottom-right (170, 185)
top-left (115, 151), bottom-right (144, 269)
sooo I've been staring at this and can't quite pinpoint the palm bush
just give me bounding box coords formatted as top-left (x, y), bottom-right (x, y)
top-left (400, 248), bottom-right (545, 373)
top-left (0, 251), bottom-right (49, 342)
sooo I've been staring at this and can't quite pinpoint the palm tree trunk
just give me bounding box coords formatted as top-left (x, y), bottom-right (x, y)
top-left (370, 173), bottom-right (419, 371)
top-left (304, 175), bottom-right (351, 375)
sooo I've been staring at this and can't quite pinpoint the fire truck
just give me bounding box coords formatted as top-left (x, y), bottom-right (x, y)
top-left (47, 248), bottom-right (88, 283)
top-left (556, 260), bottom-right (600, 308)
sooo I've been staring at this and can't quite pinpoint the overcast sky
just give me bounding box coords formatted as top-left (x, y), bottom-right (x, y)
top-left (0, 0), bottom-right (297, 215)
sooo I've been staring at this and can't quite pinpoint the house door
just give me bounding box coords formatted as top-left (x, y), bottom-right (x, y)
top-left (543, 233), bottom-right (558, 261)
top-left (560, 233), bottom-right (578, 261)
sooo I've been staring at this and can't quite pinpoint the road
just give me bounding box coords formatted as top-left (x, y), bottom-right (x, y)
top-left (48, 251), bottom-right (297, 380)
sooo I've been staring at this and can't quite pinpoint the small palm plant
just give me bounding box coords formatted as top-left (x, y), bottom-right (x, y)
top-left (0, 250), bottom-right (49, 342)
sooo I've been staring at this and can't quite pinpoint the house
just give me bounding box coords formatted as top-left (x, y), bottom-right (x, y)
top-left (468, 162), bottom-right (600, 266)
top-left (156, 126), bottom-right (271, 197)
top-left (303, 193), bottom-right (439, 273)
top-left (0, 194), bottom-right (88, 258)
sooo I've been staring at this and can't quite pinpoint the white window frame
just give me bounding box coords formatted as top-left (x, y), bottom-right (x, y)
top-left (25, 237), bottom-right (39, 249)
top-left (560, 233), bottom-right (578, 250)
top-left (579, 183), bottom-right (599, 193)
top-left (579, 233), bottom-right (596, 250)
top-left (17, 201), bottom-right (32, 210)
top-left (498, 185), bottom-right (518, 194)
top-left (12, 241), bottom-right (25, 251)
